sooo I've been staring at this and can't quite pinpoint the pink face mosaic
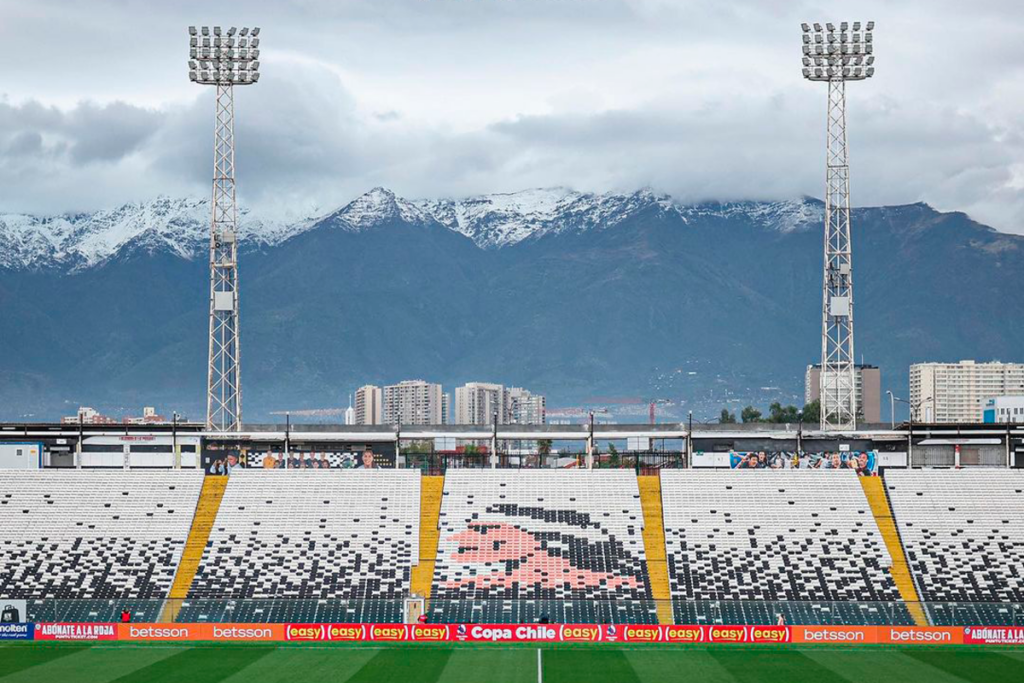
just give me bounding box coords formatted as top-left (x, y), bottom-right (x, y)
top-left (429, 471), bottom-right (655, 624)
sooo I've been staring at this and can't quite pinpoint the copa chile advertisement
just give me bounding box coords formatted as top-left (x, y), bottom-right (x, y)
top-left (7, 623), bottom-right (1022, 644)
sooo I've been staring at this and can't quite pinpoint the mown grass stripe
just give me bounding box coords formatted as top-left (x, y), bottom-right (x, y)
top-left (214, 646), bottom-right (378, 683)
top-left (902, 650), bottom-right (1024, 683)
top-left (346, 647), bottom-right (454, 683)
top-left (0, 644), bottom-right (185, 683)
top-left (105, 645), bottom-right (274, 683)
top-left (708, 648), bottom-right (854, 683)
top-left (0, 643), bottom-right (91, 679)
top-left (436, 648), bottom-right (537, 683)
top-left (624, 649), bottom-right (736, 683)
top-left (544, 649), bottom-right (642, 683)
top-left (805, 649), bottom-right (972, 683)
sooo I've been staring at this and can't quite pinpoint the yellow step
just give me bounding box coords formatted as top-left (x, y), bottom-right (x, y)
top-left (410, 476), bottom-right (445, 600)
top-left (859, 476), bottom-right (928, 626)
top-left (638, 475), bottom-right (673, 625)
top-left (160, 476), bottom-right (229, 622)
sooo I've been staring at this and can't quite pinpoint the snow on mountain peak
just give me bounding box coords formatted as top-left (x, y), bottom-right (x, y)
top-left (0, 196), bottom-right (305, 270)
top-left (678, 199), bottom-right (824, 233)
top-left (327, 187), bottom-right (431, 230)
top-left (414, 186), bottom-right (688, 248)
top-left (0, 188), bottom-right (825, 270)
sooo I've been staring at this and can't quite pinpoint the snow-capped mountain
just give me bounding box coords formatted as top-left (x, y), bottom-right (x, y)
top-left (0, 187), bottom-right (826, 270)
top-left (326, 187), bottom-right (433, 230)
top-left (1, 184), bottom-right (1020, 423)
top-left (415, 188), bottom-right (823, 248)
top-left (0, 196), bottom-right (304, 270)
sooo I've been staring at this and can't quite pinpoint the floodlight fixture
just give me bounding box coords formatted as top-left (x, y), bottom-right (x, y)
top-left (187, 25), bottom-right (261, 86)
top-left (801, 21), bottom-right (876, 81)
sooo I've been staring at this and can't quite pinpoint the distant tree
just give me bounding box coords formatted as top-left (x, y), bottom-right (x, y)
top-left (607, 442), bottom-right (620, 467)
top-left (741, 406), bottom-right (763, 423)
top-left (767, 402), bottom-right (801, 424)
top-left (720, 409), bottom-right (737, 424)
top-left (800, 400), bottom-right (820, 424)
top-left (537, 439), bottom-right (552, 456)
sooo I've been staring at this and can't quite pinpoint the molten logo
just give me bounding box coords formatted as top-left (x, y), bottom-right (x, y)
top-left (329, 625), bottom-right (365, 641)
top-left (286, 625), bottom-right (325, 641)
top-left (412, 625), bottom-right (448, 641)
top-left (710, 626), bottom-right (746, 643)
top-left (371, 625), bottom-right (407, 641)
top-left (624, 625), bottom-right (661, 642)
top-left (751, 626), bottom-right (789, 643)
top-left (561, 626), bottom-right (601, 642)
top-left (665, 626), bottom-right (703, 643)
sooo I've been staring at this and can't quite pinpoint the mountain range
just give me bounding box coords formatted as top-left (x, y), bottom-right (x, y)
top-left (0, 187), bottom-right (1021, 422)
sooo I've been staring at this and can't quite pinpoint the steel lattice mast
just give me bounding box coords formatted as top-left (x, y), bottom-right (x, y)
top-left (801, 21), bottom-right (875, 431)
top-left (188, 25), bottom-right (261, 431)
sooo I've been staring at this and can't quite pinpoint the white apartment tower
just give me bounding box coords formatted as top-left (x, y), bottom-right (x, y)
top-left (910, 360), bottom-right (1024, 423)
top-left (354, 385), bottom-right (383, 425)
top-left (507, 387), bottom-right (546, 425)
top-left (453, 382), bottom-right (546, 425)
top-left (454, 382), bottom-right (506, 425)
top-left (383, 380), bottom-right (444, 425)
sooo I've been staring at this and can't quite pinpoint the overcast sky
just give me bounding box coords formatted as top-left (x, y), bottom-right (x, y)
top-left (0, 0), bottom-right (1022, 231)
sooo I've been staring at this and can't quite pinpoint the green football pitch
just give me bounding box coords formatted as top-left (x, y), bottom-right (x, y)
top-left (2, 642), bottom-right (1024, 683)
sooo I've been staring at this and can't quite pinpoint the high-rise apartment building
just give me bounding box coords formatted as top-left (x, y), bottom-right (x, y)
top-left (453, 382), bottom-right (546, 425)
top-left (454, 382), bottom-right (506, 425)
top-left (383, 380), bottom-right (444, 425)
top-left (910, 361), bottom-right (1024, 423)
top-left (805, 364), bottom-right (881, 424)
top-left (507, 387), bottom-right (546, 425)
top-left (354, 385), bottom-right (383, 425)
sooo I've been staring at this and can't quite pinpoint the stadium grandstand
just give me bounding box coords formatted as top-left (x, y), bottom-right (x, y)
top-left (3, 421), bottom-right (1024, 632)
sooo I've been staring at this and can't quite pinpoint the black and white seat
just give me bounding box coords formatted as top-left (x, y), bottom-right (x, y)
top-left (0, 470), bottom-right (203, 622)
top-left (429, 470), bottom-right (656, 624)
top-left (887, 470), bottom-right (1024, 626)
top-left (661, 470), bottom-right (908, 625)
top-left (181, 470), bottom-right (419, 623)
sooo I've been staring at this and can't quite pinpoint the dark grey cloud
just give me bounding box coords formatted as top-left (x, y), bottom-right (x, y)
top-left (0, 99), bottom-right (160, 165)
top-left (0, 0), bottom-right (1020, 232)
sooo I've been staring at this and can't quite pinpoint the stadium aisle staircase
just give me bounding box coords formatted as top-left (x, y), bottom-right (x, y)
top-left (859, 476), bottom-right (928, 626)
top-left (410, 475), bottom-right (444, 601)
top-left (638, 475), bottom-right (673, 624)
top-left (160, 476), bottom-right (229, 623)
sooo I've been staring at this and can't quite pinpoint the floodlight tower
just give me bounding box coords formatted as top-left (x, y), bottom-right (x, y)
top-left (800, 21), bottom-right (875, 431)
top-left (187, 25), bottom-right (261, 431)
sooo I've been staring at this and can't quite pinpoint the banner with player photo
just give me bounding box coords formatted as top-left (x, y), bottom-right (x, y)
top-left (728, 450), bottom-right (877, 475)
top-left (201, 442), bottom-right (396, 474)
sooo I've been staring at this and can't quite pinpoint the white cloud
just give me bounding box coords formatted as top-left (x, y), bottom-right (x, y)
top-left (0, 0), bottom-right (1020, 232)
